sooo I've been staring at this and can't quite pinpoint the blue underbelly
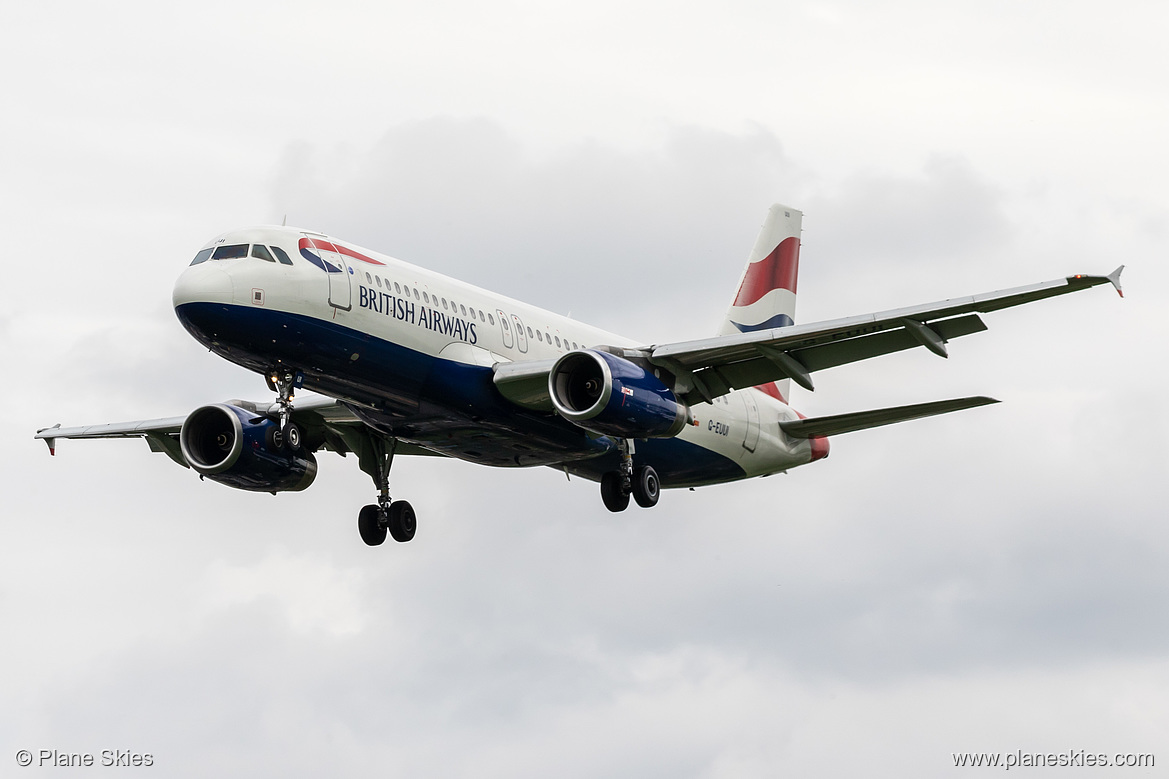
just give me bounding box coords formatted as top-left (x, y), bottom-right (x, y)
top-left (174, 302), bottom-right (745, 487)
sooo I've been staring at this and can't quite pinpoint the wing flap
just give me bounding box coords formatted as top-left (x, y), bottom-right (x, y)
top-left (693, 314), bottom-right (988, 398)
top-left (779, 396), bottom-right (999, 439)
top-left (795, 313), bottom-right (987, 371)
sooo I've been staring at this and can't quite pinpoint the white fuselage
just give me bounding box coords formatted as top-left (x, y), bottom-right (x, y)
top-left (172, 225), bottom-right (822, 486)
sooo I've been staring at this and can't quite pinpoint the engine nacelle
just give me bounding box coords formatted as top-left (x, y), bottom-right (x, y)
top-left (179, 404), bottom-right (317, 492)
top-left (549, 350), bottom-right (688, 439)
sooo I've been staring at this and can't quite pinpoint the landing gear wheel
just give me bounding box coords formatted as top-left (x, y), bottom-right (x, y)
top-left (388, 500), bottom-right (417, 542)
top-left (281, 421), bottom-right (302, 452)
top-left (601, 471), bottom-right (630, 512)
top-left (358, 504), bottom-right (387, 546)
top-left (632, 465), bottom-right (660, 508)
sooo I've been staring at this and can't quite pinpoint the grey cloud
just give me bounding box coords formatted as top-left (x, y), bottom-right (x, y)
top-left (270, 118), bottom-right (799, 340)
top-left (13, 456), bottom-right (1167, 778)
top-left (795, 155), bottom-right (1018, 319)
top-left (268, 124), bottom-right (1019, 342)
top-left (811, 154), bottom-right (1013, 264)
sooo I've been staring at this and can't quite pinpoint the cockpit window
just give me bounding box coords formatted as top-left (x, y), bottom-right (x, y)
top-left (270, 246), bottom-right (294, 265)
top-left (212, 244), bottom-right (249, 260)
top-left (251, 244), bottom-right (276, 262)
top-left (190, 248), bottom-right (213, 266)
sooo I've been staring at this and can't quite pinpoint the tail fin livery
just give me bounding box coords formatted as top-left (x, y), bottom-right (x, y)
top-left (720, 204), bottom-right (802, 336)
top-left (720, 204), bottom-right (802, 402)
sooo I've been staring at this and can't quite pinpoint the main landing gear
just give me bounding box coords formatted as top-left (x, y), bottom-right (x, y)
top-left (263, 367), bottom-right (416, 547)
top-left (600, 439), bottom-right (660, 513)
top-left (358, 501), bottom-right (416, 546)
top-left (355, 433), bottom-right (416, 547)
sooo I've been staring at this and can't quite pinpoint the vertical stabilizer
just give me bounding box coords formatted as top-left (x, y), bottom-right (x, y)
top-left (720, 204), bottom-right (802, 402)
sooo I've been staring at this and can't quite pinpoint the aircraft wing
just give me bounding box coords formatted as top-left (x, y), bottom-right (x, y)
top-left (36, 415), bottom-right (190, 464)
top-left (646, 266), bottom-right (1124, 404)
top-left (35, 395), bottom-right (440, 465)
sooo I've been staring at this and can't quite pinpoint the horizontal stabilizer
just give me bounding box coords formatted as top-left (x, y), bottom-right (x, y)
top-left (779, 396), bottom-right (999, 439)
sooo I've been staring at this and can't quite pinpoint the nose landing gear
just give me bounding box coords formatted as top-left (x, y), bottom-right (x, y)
top-left (266, 368), bottom-right (304, 452)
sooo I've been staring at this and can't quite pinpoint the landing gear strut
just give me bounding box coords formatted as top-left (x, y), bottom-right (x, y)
top-left (600, 439), bottom-right (660, 512)
top-left (356, 433), bottom-right (416, 546)
top-left (267, 368), bottom-right (303, 452)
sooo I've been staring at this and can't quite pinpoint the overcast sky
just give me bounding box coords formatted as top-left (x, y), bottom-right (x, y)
top-left (2, 2), bottom-right (1166, 776)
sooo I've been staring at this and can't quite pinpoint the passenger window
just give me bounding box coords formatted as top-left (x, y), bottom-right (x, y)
top-left (212, 244), bottom-right (248, 260)
top-left (488, 314), bottom-right (495, 325)
top-left (413, 288), bottom-right (420, 300)
top-left (555, 336), bottom-right (561, 347)
top-left (270, 246), bottom-right (294, 265)
top-left (190, 248), bottom-right (213, 265)
top-left (460, 305), bottom-right (467, 316)
top-left (365, 272), bottom-right (372, 283)
top-left (376, 276), bottom-right (382, 288)
top-left (251, 245), bottom-right (276, 262)
top-left (502, 319), bottom-right (510, 331)
top-left (442, 298), bottom-right (448, 309)
top-left (527, 327), bottom-right (533, 338)
top-left (479, 310), bottom-right (486, 322)
top-left (423, 292), bottom-right (430, 304)
top-left (536, 330), bottom-right (543, 342)
top-left (394, 283), bottom-right (401, 294)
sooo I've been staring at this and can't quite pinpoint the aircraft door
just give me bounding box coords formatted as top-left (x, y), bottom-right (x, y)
top-left (511, 314), bottom-right (529, 353)
top-left (742, 391), bottom-right (760, 452)
top-left (496, 309), bottom-right (514, 349)
top-left (324, 245), bottom-right (352, 310)
top-left (302, 235), bottom-right (353, 311)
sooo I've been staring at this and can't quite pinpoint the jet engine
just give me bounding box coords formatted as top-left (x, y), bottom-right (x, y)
top-left (549, 350), bottom-right (688, 439)
top-left (179, 404), bottom-right (317, 492)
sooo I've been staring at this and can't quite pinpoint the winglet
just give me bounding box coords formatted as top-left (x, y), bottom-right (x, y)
top-left (1106, 265), bottom-right (1125, 298)
top-left (38, 423), bottom-right (61, 455)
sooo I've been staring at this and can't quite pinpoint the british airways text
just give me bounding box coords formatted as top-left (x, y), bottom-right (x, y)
top-left (359, 286), bottom-right (478, 344)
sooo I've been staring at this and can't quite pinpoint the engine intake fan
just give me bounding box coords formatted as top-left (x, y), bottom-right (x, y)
top-left (179, 403), bottom-right (317, 492)
top-left (549, 350), bottom-right (688, 439)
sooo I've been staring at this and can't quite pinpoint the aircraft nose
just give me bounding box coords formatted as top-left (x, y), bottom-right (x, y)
top-left (173, 263), bottom-right (235, 309)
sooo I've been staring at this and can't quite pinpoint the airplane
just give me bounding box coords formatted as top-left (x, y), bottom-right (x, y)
top-left (35, 205), bottom-right (1124, 546)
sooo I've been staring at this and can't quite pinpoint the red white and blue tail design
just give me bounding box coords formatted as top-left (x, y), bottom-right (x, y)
top-left (720, 205), bottom-right (802, 403)
top-left (720, 204), bottom-right (802, 337)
